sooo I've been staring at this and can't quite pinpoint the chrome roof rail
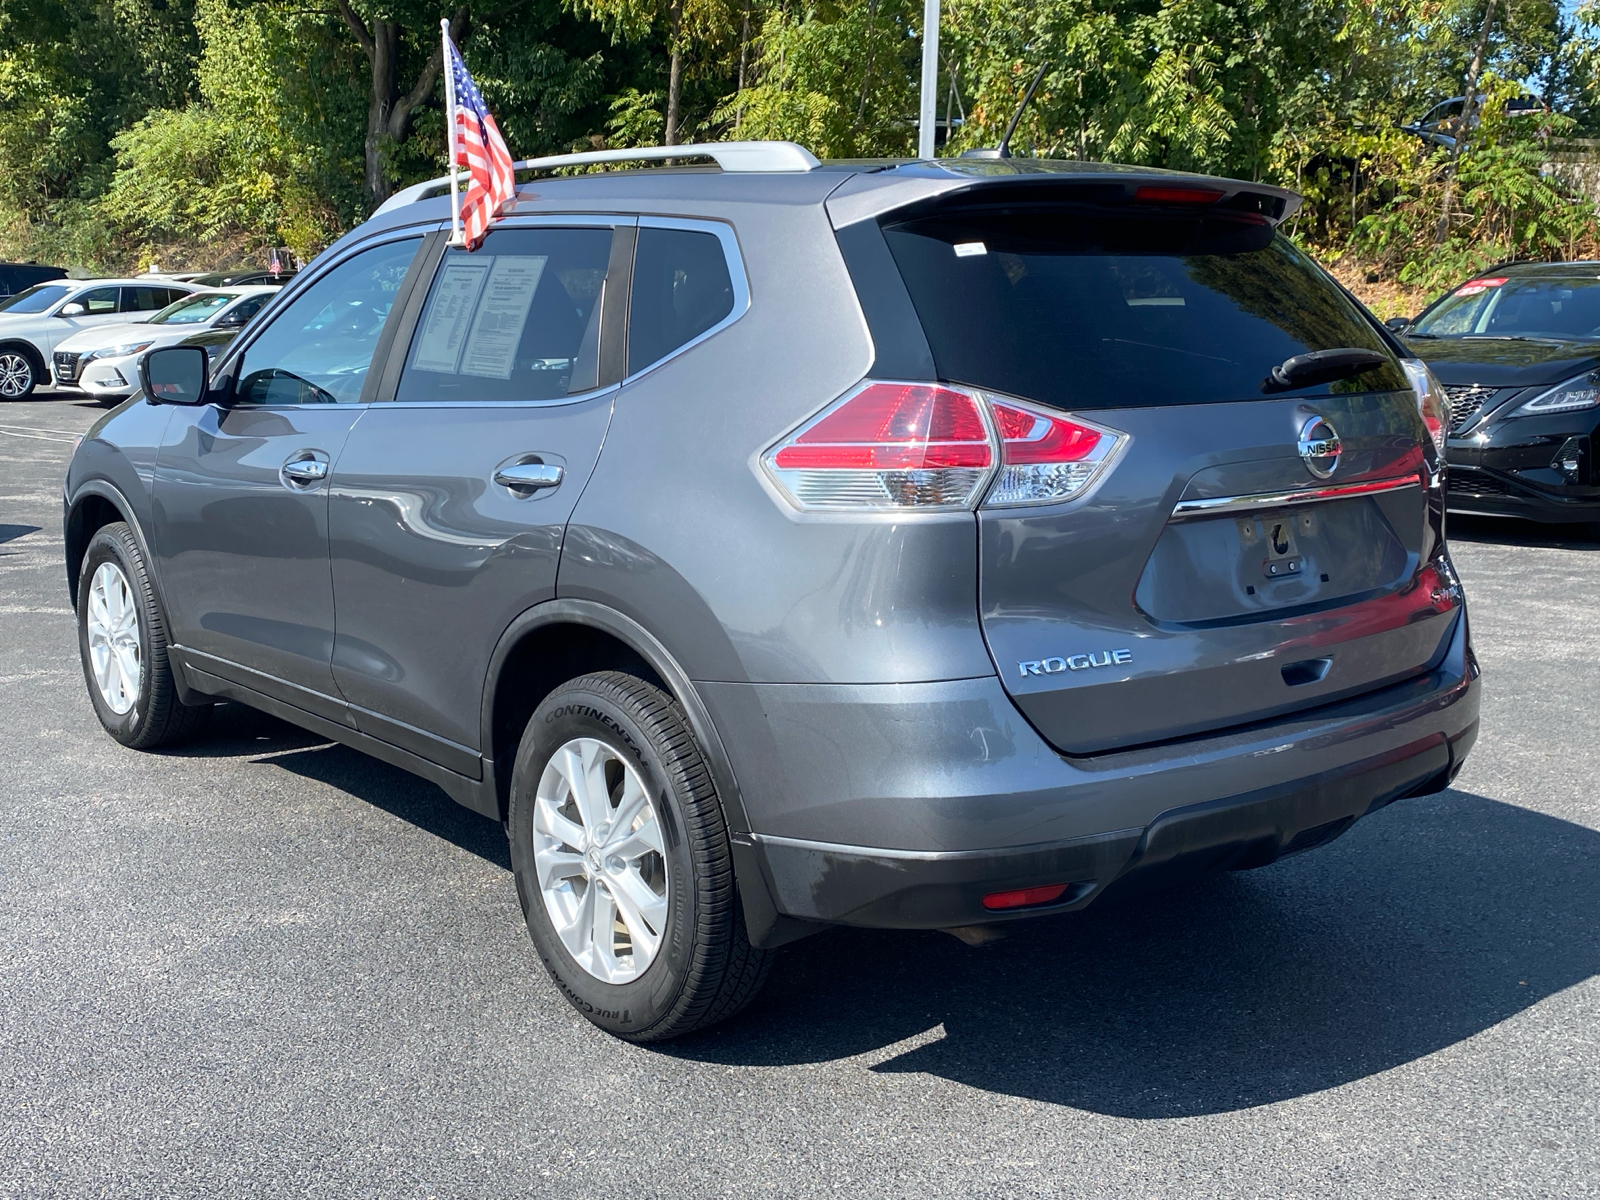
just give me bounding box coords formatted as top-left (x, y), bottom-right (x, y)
top-left (374, 141), bottom-right (820, 216)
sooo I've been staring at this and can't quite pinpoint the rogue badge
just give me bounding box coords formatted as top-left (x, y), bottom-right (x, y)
top-left (1019, 649), bottom-right (1133, 677)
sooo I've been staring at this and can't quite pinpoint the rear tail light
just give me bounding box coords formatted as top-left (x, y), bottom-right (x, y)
top-left (1400, 358), bottom-right (1448, 457)
top-left (762, 381), bottom-right (1126, 512)
top-left (987, 399), bottom-right (1121, 507)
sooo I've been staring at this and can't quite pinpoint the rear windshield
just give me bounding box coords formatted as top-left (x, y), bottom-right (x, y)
top-left (880, 210), bottom-right (1404, 410)
top-left (1410, 273), bottom-right (1600, 340)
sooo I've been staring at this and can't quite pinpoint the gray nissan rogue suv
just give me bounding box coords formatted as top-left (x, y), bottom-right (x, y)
top-left (63, 143), bottom-right (1480, 1041)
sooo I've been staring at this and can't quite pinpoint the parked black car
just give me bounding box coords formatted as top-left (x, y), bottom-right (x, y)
top-left (183, 268), bottom-right (297, 288)
top-left (0, 262), bottom-right (66, 298)
top-left (1392, 262), bottom-right (1600, 530)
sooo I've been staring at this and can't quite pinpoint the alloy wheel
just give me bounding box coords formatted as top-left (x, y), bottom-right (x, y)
top-left (533, 737), bottom-right (669, 984)
top-left (0, 352), bottom-right (32, 397)
top-left (86, 561), bottom-right (142, 714)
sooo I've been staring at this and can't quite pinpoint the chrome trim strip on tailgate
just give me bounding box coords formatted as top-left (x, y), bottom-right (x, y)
top-left (1171, 475), bottom-right (1421, 520)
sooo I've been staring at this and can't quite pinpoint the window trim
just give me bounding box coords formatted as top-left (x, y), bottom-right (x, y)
top-left (623, 215), bottom-right (751, 385)
top-left (210, 225), bottom-right (438, 407)
top-left (378, 214), bottom-right (635, 410)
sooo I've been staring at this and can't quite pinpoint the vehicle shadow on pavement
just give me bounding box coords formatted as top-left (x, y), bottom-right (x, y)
top-left (1449, 514), bottom-right (1599, 550)
top-left (673, 790), bottom-right (1600, 1118)
top-left (169, 701), bottom-right (512, 869)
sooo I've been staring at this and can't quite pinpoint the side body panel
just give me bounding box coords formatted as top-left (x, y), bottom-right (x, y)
top-left (151, 402), bottom-right (365, 718)
top-left (328, 397), bottom-right (614, 769)
top-left (559, 195), bottom-right (997, 686)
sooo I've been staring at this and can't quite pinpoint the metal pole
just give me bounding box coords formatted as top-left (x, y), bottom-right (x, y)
top-left (442, 18), bottom-right (464, 247)
top-left (918, 0), bottom-right (940, 160)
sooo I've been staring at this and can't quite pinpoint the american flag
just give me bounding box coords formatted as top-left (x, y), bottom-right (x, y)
top-left (446, 35), bottom-right (515, 248)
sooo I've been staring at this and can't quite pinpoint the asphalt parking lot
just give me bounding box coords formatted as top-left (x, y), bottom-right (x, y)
top-left (1, 393), bottom-right (1596, 1199)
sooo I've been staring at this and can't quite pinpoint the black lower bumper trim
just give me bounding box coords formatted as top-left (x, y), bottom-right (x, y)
top-left (753, 725), bottom-right (1472, 933)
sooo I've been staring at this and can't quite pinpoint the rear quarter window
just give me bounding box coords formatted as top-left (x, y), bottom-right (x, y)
top-left (879, 210), bottom-right (1404, 410)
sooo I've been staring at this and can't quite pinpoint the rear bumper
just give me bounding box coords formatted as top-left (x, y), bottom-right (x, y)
top-left (708, 609), bottom-right (1480, 942)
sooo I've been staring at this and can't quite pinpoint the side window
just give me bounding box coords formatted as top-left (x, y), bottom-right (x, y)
top-left (236, 237), bottom-right (420, 406)
top-left (79, 287), bottom-right (119, 314)
top-left (226, 295), bottom-right (271, 325)
top-left (120, 286), bottom-right (168, 313)
top-left (626, 226), bottom-right (735, 375)
top-left (396, 225), bottom-right (614, 403)
top-left (161, 287), bottom-right (189, 307)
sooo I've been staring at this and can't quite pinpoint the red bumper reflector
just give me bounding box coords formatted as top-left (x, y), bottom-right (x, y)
top-left (981, 883), bottom-right (1070, 911)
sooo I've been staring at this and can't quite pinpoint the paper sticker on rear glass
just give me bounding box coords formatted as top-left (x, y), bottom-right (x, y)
top-left (461, 255), bottom-right (547, 379)
top-left (412, 258), bottom-right (491, 374)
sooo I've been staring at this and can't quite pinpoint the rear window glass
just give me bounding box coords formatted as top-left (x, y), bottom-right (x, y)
top-left (880, 211), bottom-right (1404, 410)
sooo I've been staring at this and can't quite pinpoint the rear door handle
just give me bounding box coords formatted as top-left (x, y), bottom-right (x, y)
top-left (281, 454), bottom-right (330, 487)
top-left (493, 462), bottom-right (564, 494)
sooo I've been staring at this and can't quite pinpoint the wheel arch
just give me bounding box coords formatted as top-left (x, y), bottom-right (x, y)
top-left (65, 481), bottom-right (168, 619)
top-left (480, 599), bottom-right (751, 834)
top-left (480, 598), bottom-right (808, 949)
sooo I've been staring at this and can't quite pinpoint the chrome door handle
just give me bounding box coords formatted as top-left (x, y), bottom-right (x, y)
top-left (281, 456), bottom-right (329, 485)
top-left (493, 462), bottom-right (564, 493)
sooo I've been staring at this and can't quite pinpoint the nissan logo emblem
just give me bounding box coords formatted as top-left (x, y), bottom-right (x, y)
top-left (1298, 415), bottom-right (1341, 478)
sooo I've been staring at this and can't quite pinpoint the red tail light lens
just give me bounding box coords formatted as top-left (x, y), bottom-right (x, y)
top-left (985, 399), bottom-right (1123, 507)
top-left (763, 382), bottom-right (1126, 512)
top-left (765, 382), bottom-right (994, 510)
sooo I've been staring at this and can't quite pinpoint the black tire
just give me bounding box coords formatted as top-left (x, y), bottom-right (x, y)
top-left (508, 671), bottom-right (771, 1041)
top-left (0, 345), bottom-right (40, 399)
top-left (77, 522), bottom-right (211, 749)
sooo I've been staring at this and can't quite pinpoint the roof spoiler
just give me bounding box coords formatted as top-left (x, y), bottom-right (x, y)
top-left (373, 140), bottom-right (820, 216)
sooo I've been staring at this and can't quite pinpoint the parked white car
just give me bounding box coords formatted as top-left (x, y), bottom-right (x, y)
top-left (0, 278), bottom-right (200, 399)
top-left (53, 287), bottom-right (281, 403)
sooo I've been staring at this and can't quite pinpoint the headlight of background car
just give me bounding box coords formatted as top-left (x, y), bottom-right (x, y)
top-left (83, 340), bottom-right (155, 363)
top-left (1513, 371), bottom-right (1600, 417)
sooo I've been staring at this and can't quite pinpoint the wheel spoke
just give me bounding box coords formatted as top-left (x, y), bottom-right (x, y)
top-left (602, 772), bottom-right (650, 847)
top-left (609, 870), bottom-right (666, 958)
top-left (608, 810), bottom-right (664, 861)
top-left (533, 800), bottom-right (587, 854)
top-left (534, 844), bottom-right (586, 891)
top-left (554, 879), bottom-right (594, 963)
top-left (590, 884), bottom-right (620, 976)
top-left (570, 741), bottom-right (615, 836)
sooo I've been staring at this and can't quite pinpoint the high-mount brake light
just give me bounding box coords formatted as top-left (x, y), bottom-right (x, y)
top-left (1134, 185), bottom-right (1225, 205)
top-left (983, 399), bottom-right (1124, 508)
top-left (764, 382), bottom-right (994, 510)
top-left (763, 383), bottom-right (1127, 512)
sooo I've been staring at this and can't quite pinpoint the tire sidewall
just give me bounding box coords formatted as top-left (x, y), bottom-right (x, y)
top-left (509, 683), bottom-right (697, 1038)
top-left (77, 527), bottom-right (154, 745)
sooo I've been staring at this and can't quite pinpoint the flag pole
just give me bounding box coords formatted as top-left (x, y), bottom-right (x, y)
top-left (442, 18), bottom-right (464, 247)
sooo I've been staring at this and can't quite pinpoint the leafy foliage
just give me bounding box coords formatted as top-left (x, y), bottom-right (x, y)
top-left (1, 0), bottom-right (1598, 293)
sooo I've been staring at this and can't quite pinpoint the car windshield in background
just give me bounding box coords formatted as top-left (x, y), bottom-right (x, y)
top-left (149, 292), bottom-right (236, 325)
top-left (0, 283), bottom-right (72, 314)
top-left (1410, 274), bottom-right (1600, 340)
top-left (881, 210), bottom-right (1404, 410)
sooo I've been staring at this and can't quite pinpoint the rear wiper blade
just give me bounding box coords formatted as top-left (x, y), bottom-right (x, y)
top-left (1262, 347), bottom-right (1389, 394)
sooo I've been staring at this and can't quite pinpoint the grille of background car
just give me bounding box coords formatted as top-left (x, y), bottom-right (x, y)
top-left (1443, 383), bottom-right (1500, 432)
top-left (1449, 466), bottom-right (1511, 495)
top-left (53, 351), bottom-right (80, 383)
